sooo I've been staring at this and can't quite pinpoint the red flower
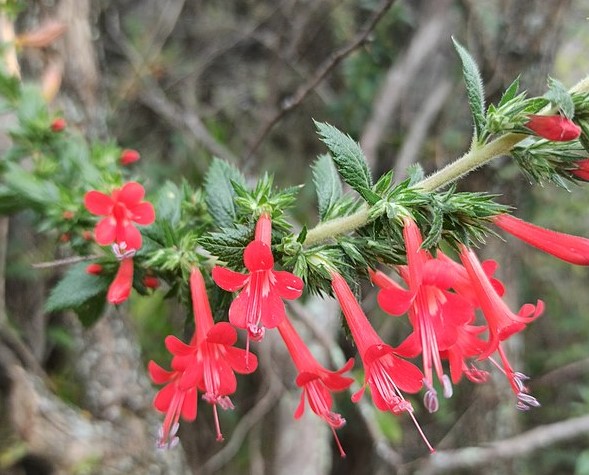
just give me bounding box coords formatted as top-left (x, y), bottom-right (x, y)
top-left (143, 275), bottom-right (160, 289)
top-left (330, 271), bottom-right (434, 453)
top-left (150, 268), bottom-right (257, 446)
top-left (493, 214), bottom-right (589, 265)
top-left (572, 158), bottom-right (589, 181)
top-left (50, 117), bottom-right (66, 132)
top-left (120, 149), bottom-right (141, 166)
top-left (458, 245), bottom-right (543, 359)
top-left (212, 213), bottom-right (304, 349)
top-left (525, 115), bottom-right (581, 141)
top-left (107, 257), bottom-right (133, 304)
top-left (277, 316), bottom-right (354, 457)
top-left (84, 182), bottom-right (155, 250)
top-left (371, 217), bottom-right (472, 411)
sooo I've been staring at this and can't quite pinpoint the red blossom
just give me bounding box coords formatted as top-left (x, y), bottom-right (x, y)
top-left (143, 275), bottom-right (160, 289)
top-left (371, 217), bottom-right (472, 410)
top-left (458, 245), bottom-right (543, 359)
top-left (212, 213), bottom-right (304, 348)
top-left (330, 271), bottom-right (434, 453)
top-left (150, 268), bottom-right (257, 447)
top-left (277, 316), bottom-right (354, 457)
top-left (525, 115), bottom-right (581, 141)
top-left (84, 181), bottom-right (155, 250)
top-left (120, 149), bottom-right (141, 166)
top-left (493, 214), bottom-right (589, 265)
top-left (107, 257), bottom-right (133, 304)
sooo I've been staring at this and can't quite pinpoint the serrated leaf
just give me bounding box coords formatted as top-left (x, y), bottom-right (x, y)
top-left (155, 181), bottom-right (182, 225)
top-left (46, 262), bottom-right (110, 312)
top-left (314, 121), bottom-right (374, 200)
top-left (545, 77), bottom-right (574, 119)
top-left (199, 224), bottom-right (253, 267)
top-left (452, 38), bottom-right (486, 142)
top-left (204, 158), bottom-right (246, 228)
top-left (498, 76), bottom-right (520, 108)
top-left (405, 164), bottom-right (425, 185)
top-left (312, 154), bottom-right (342, 220)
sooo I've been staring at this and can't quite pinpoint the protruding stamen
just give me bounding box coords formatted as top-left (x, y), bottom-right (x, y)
top-left (465, 364), bottom-right (489, 383)
top-left (212, 403), bottom-right (224, 442)
top-left (423, 379), bottom-right (439, 413)
top-left (331, 426), bottom-right (346, 458)
top-left (517, 392), bottom-right (541, 408)
top-left (442, 374), bottom-right (453, 398)
top-left (112, 242), bottom-right (136, 260)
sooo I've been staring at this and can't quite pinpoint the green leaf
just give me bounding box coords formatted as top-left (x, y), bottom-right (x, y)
top-left (155, 181), bottom-right (182, 225)
top-left (46, 263), bottom-right (111, 313)
top-left (545, 77), bottom-right (574, 119)
top-left (452, 38), bottom-right (486, 142)
top-left (312, 154), bottom-right (343, 221)
top-left (314, 121), bottom-right (374, 200)
top-left (498, 76), bottom-right (520, 108)
top-left (199, 224), bottom-right (253, 268)
top-left (204, 158), bottom-right (246, 228)
top-left (4, 164), bottom-right (59, 208)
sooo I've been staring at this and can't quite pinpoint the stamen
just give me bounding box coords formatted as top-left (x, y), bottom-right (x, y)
top-left (442, 374), bottom-right (453, 398)
top-left (212, 403), bottom-right (224, 442)
top-left (331, 426), bottom-right (346, 458)
top-left (423, 379), bottom-right (439, 413)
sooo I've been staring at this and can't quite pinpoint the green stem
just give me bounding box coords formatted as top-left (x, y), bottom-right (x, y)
top-left (302, 75), bottom-right (589, 247)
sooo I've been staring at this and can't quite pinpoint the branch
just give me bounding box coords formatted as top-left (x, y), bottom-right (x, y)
top-left (245, 0), bottom-right (398, 160)
top-left (359, 2), bottom-right (450, 167)
top-left (417, 414), bottom-right (589, 474)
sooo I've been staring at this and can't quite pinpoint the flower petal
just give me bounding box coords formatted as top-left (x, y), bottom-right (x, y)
top-left (165, 335), bottom-right (194, 356)
top-left (148, 360), bottom-right (172, 384)
top-left (119, 181), bottom-right (145, 205)
top-left (130, 201), bottom-right (155, 225)
top-left (206, 322), bottom-right (237, 346)
top-left (224, 346), bottom-right (258, 374)
top-left (273, 270), bottom-right (304, 300)
top-left (84, 190), bottom-right (113, 215)
top-left (181, 388), bottom-right (198, 421)
top-left (377, 286), bottom-right (413, 316)
top-left (260, 293), bottom-right (286, 329)
top-left (154, 383), bottom-right (175, 412)
top-left (243, 241), bottom-right (273, 271)
top-left (228, 292), bottom-right (249, 329)
top-left (94, 217), bottom-right (116, 245)
top-left (122, 223), bottom-right (142, 250)
top-left (212, 266), bottom-right (248, 292)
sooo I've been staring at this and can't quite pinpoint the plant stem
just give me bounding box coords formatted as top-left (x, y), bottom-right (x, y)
top-left (303, 76), bottom-right (589, 247)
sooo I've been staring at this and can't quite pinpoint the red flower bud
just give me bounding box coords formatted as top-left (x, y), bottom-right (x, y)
top-left (525, 115), bottom-right (581, 141)
top-left (62, 210), bottom-right (74, 220)
top-left (120, 149), bottom-right (141, 166)
top-left (51, 117), bottom-right (67, 132)
top-left (86, 263), bottom-right (103, 275)
top-left (59, 232), bottom-right (70, 242)
top-left (143, 275), bottom-right (160, 289)
top-left (107, 258), bottom-right (134, 305)
top-left (572, 158), bottom-right (589, 181)
top-left (81, 230), bottom-right (93, 241)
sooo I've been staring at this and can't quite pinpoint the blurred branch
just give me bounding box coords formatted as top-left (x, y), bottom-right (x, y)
top-left (394, 79), bottom-right (452, 179)
top-left (245, 0), bottom-right (398, 160)
top-left (416, 414), bottom-right (589, 474)
top-left (105, 6), bottom-right (239, 164)
top-left (32, 254), bottom-right (99, 269)
top-left (360, 2), bottom-right (450, 168)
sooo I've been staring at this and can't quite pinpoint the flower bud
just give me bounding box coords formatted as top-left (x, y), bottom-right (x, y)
top-left (143, 275), bottom-right (160, 289)
top-left (51, 117), bottom-right (67, 132)
top-left (86, 263), bottom-right (103, 275)
top-left (525, 115), bottom-right (581, 141)
top-left (572, 158), bottom-right (589, 181)
top-left (120, 149), bottom-right (141, 166)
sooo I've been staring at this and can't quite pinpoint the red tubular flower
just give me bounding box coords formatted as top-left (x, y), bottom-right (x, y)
top-left (212, 213), bottom-right (304, 353)
top-left (525, 115), bottom-right (581, 141)
top-left (493, 214), bottom-right (589, 265)
top-left (572, 158), bottom-right (589, 181)
top-left (50, 117), bottom-right (66, 132)
top-left (330, 271), bottom-right (434, 453)
top-left (458, 245), bottom-right (543, 359)
top-left (107, 258), bottom-right (133, 304)
top-left (84, 182), bottom-right (155, 250)
top-left (371, 217), bottom-right (473, 411)
top-left (150, 268), bottom-right (257, 446)
top-left (277, 316), bottom-right (354, 457)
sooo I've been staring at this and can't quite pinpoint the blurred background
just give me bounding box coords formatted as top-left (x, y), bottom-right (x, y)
top-left (2, 0), bottom-right (589, 474)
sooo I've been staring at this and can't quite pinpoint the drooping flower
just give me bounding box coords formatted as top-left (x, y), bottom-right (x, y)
top-left (493, 214), bottom-right (589, 265)
top-left (150, 267), bottom-right (257, 446)
top-left (107, 257), bottom-right (133, 304)
top-left (277, 315), bottom-right (354, 457)
top-left (458, 245), bottom-right (543, 359)
top-left (330, 270), bottom-right (434, 452)
top-left (84, 181), bottom-right (155, 250)
top-left (212, 213), bottom-right (304, 351)
top-left (525, 115), bottom-right (581, 141)
top-left (371, 217), bottom-right (472, 411)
